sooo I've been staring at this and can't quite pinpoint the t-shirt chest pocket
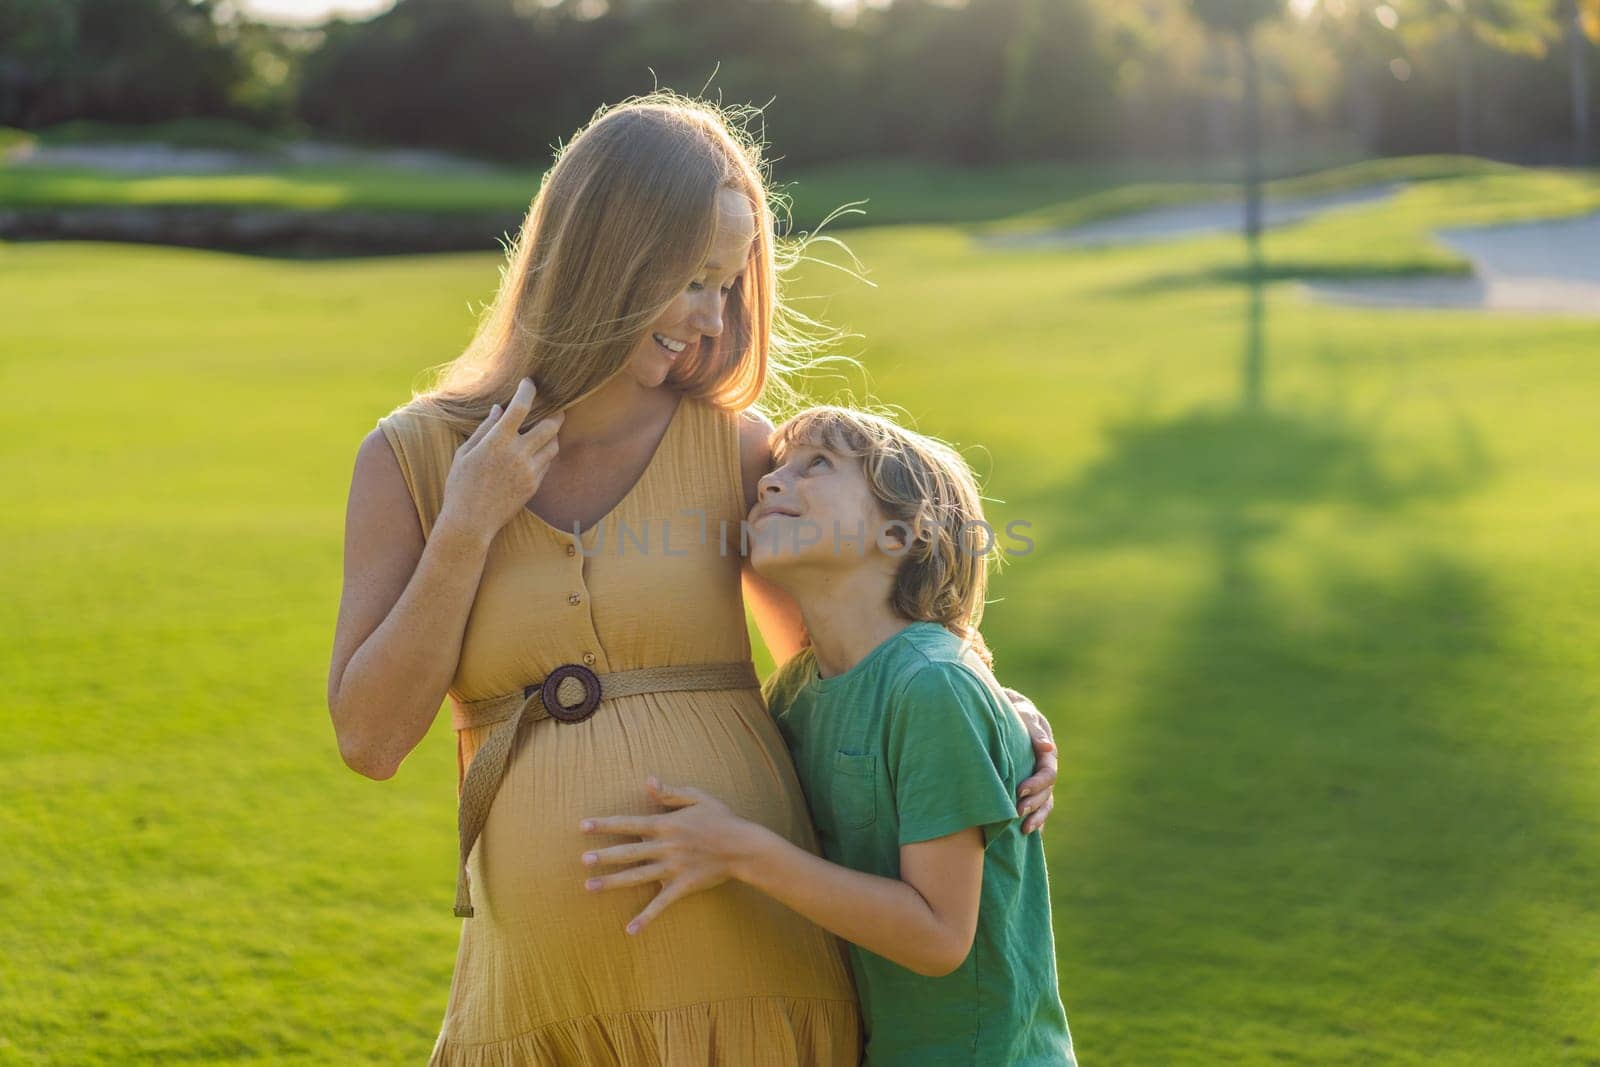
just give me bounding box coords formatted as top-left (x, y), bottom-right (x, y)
top-left (830, 750), bottom-right (878, 829)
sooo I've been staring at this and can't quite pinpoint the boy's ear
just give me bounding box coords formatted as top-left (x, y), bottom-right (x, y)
top-left (899, 510), bottom-right (937, 549)
top-left (876, 514), bottom-right (913, 552)
top-left (877, 517), bottom-right (934, 559)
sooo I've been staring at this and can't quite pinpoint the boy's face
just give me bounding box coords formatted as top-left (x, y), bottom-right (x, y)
top-left (747, 438), bottom-right (904, 580)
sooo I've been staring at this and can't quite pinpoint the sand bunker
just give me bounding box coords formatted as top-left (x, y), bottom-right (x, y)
top-left (1300, 212), bottom-right (1600, 316)
top-left (985, 176), bottom-right (1597, 316)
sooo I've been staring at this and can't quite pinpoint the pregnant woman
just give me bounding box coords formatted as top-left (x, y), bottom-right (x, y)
top-left (327, 92), bottom-right (1059, 1064)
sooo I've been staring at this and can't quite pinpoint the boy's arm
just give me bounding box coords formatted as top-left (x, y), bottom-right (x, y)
top-left (733, 820), bottom-right (985, 978)
top-left (756, 661), bottom-right (1017, 973)
top-left (578, 778), bottom-right (983, 976)
top-left (580, 666), bottom-right (1013, 967)
top-left (745, 661), bottom-right (1017, 976)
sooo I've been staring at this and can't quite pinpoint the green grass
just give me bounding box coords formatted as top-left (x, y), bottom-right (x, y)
top-left (29, 118), bottom-right (296, 154)
top-left (4, 150), bottom-right (1162, 222)
top-left (0, 161), bottom-right (542, 214)
top-left (2, 123), bottom-right (1527, 234)
top-left (0, 126), bottom-right (38, 156)
top-left (3, 164), bottom-right (1598, 1064)
top-left (968, 154), bottom-right (1520, 239)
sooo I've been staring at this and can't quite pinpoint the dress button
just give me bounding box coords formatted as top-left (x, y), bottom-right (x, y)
top-left (566, 544), bottom-right (576, 557)
top-left (582, 651), bottom-right (596, 666)
top-left (568, 592), bottom-right (582, 606)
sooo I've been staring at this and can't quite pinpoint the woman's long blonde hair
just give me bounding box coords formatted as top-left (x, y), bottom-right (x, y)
top-left (771, 405), bottom-right (1010, 669)
top-left (391, 90), bottom-right (861, 435)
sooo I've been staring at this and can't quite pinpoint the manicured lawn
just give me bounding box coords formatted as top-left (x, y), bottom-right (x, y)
top-left (0, 160), bottom-right (541, 214)
top-left (3, 164), bottom-right (1597, 1064)
top-left (3, 128), bottom-right (1513, 233)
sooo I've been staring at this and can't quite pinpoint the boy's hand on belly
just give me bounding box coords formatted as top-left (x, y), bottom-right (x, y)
top-left (579, 777), bottom-right (761, 936)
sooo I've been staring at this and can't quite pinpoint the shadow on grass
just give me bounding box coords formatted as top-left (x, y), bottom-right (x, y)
top-left (1057, 401), bottom-right (1489, 552)
top-left (1013, 258), bottom-right (1592, 1058)
top-left (1096, 256), bottom-right (1474, 298)
top-left (1069, 241), bottom-right (1488, 549)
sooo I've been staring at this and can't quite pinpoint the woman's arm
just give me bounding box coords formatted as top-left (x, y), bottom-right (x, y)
top-left (1001, 686), bottom-right (1058, 833)
top-left (958, 647), bottom-right (1059, 833)
top-left (737, 410), bottom-right (807, 663)
top-left (580, 779), bottom-right (984, 977)
top-left (328, 428), bottom-right (495, 779)
top-left (741, 561), bottom-right (808, 665)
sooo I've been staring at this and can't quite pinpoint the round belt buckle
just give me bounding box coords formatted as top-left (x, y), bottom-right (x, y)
top-left (541, 663), bottom-right (603, 724)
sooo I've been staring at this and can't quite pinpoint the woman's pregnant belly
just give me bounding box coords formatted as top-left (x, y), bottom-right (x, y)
top-left (459, 687), bottom-right (854, 1023)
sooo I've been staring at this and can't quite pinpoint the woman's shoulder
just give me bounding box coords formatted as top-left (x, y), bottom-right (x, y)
top-left (669, 393), bottom-right (771, 516)
top-left (378, 401), bottom-right (471, 466)
top-left (373, 400), bottom-right (464, 538)
top-left (376, 400), bottom-right (463, 443)
top-left (729, 406), bottom-right (776, 512)
top-left (681, 394), bottom-right (770, 439)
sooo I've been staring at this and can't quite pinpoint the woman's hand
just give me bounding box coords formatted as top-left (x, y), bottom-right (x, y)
top-left (1005, 688), bottom-right (1058, 834)
top-left (439, 376), bottom-right (564, 539)
top-left (578, 777), bottom-right (757, 935)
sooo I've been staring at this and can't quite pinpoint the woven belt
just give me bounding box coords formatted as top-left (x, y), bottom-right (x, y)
top-left (449, 659), bottom-right (760, 918)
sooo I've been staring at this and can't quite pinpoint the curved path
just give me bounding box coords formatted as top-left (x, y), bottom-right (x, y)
top-left (1300, 212), bottom-right (1600, 316)
top-left (984, 178), bottom-right (1598, 315)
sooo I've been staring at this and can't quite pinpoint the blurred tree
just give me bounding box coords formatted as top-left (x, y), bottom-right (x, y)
top-left (1099, 0), bottom-right (1222, 159)
top-left (1560, 0), bottom-right (1600, 159)
top-left (0, 0), bottom-right (75, 126)
top-left (4, 0), bottom-right (1593, 170)
top-left (592, 0), bottom-right (868, 166)
top-left (296, 0), bottom-right (866, 165)
top-left (1304, 1), bottom-right (1407, 153)
top-left (926, 0), bottom-right (1025, 164)
top-left (855, 0), bottom-right (961, 158)
top-left (297, 0), bottom-right (568, 160)
top-left (997, 0), bottom-right (1117, 160)
top-left (213, 12), bottom-right (313, 129)
top-left (1187, 0), bottom-right (1288, 239)
top-left (0, 0), bottom-right (243, 127)
top-left (1396, 0), bottom-right (1555, 154)
top-left (847, 0), bottom-right (1018, 164)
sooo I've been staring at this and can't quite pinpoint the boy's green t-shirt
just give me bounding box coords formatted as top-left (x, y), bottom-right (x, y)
top-left (762, 621), bottom-right (1077, 1066)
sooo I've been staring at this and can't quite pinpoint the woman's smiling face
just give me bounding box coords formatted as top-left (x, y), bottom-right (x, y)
top-left (748, 439), bottom-right (903, 577)
top-left (622, 185), bottom-right (758, 389)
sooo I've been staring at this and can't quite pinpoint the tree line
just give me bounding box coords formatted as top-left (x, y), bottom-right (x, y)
top-left (1, 0), bottom-right (1595, 166)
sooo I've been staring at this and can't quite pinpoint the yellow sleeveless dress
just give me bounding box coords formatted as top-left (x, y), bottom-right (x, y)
top-left (376, 392), bottom-right (862, 1065)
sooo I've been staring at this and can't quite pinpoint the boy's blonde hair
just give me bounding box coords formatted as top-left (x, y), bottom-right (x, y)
top-left (772, 405), bottom-right (1004, 668)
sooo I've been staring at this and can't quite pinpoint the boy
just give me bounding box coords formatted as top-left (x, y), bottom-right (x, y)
top-left (580, 405), bottom-right (1077, 1064)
